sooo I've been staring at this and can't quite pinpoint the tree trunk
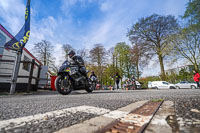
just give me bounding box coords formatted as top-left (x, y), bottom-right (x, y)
top-left (115, 56), bottom-right (118, 71)
top-left (113, 55), bottom-right (115, 74)
top-left (136, 60), bottom-right (139, 80)
top-left (158, 54), bottom-right (166, 80)
top-left (44, 47), bottom-right (47, 66)
top-left (194, 63), bottom-right (199, 72)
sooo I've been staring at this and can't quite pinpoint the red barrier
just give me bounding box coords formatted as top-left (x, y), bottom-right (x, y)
top-left (50, 76), bottom-right (57, 91)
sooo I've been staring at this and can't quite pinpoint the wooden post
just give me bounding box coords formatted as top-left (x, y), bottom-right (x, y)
top-left (10, 51), bottom-right (22, 95)
top-left (35, 65), bottom-right (41, 91)
top-left (27, 59), bottom-right (35, 93)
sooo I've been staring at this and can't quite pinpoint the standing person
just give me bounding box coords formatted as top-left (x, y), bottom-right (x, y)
top-left (193, 70), bottom-right (200, 88)
top-left (131, 75), bottom-right (137, 90)
top-left (115, 72), bottom-right (121, 89)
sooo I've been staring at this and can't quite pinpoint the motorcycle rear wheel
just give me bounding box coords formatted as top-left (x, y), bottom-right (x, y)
top-left (55, 75), bottom-right (73, 95)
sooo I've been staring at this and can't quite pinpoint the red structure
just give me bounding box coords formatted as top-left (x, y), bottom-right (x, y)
top-left (50, 76), bottom-right (57, 91)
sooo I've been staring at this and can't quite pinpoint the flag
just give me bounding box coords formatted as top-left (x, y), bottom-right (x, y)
top-left (4, 0), bottom-right (31, 51)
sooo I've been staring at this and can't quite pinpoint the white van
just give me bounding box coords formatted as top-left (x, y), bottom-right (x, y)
top-left (149, 81), bottom-right (176, 89)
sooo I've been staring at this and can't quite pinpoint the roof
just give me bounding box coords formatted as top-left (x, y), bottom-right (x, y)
top-left (0, 24), bottom-right (43, 66)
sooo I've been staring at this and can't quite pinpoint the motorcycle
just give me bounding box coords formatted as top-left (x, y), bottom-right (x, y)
top-left (55, 60), bottom-right (95, 95)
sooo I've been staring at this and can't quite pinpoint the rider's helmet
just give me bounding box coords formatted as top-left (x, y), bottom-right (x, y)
top-left (68, 50), bottom-right (75, 59)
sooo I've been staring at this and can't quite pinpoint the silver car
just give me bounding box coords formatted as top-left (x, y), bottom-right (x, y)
top-left (175, 81), bottom-right (197, 89)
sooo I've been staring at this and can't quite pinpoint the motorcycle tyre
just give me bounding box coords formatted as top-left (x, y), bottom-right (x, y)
top-left (55, 75), bottom-right (73, 95)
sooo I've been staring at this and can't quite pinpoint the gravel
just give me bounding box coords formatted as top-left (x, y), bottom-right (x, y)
top-left (1, 89), bottom-right (200, 132)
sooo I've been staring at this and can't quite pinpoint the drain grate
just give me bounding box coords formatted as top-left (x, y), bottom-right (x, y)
top-left (97, 101), bottom-right (163, 133)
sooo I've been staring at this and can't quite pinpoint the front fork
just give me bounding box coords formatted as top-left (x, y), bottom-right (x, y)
top-left (62, 75), bottom-right (70, 86)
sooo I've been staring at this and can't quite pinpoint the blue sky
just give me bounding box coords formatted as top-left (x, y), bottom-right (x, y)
top-left (0, 0), bottom-right (188, 76)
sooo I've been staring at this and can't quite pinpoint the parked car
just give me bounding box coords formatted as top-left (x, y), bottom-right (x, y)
top-left (149, 81), bottom-right (176, 89)
top-left (175, 81), bottom-right (197, 89)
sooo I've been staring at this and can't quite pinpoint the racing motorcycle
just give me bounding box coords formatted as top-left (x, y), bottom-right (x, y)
top-left (55, 60), bottom-right (95, 95)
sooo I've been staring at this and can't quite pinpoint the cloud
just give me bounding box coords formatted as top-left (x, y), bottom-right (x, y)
top-left (100, 0), bottom-right (112, 12)
top-left (0, 0), bottom-right (189, 76)
top-left (0, 0), bottom-right (25, 33)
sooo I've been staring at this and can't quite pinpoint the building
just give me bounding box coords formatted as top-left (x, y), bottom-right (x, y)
top-left (165, 65), bottom-right (195, 75)
top-left (0, 24), bottom-right (45, 92)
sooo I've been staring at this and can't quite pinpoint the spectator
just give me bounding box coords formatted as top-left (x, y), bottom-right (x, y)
top-left (193, 70), bottom-right (200, 88)
top-left (96, 80), bottom-right (100, 90)
top-left (131, 75), bottom-right (137, 90)
top-left (125, 78), bottom-right (130, 90)
top-left (115, 72), bottom-right (121, 89)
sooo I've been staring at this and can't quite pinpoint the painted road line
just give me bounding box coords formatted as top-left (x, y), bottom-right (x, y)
top-left (55, 100), bottom-right (148, 133)
top-left (0, 105), bottom-right (110, 130)
top-left (144, 101), bottom-right (174, 133)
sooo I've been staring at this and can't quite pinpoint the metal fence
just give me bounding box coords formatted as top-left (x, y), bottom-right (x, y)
top-left (0, 46), bottom-right (42, 92)
top-left (0, 46), bottom-right (16, 82)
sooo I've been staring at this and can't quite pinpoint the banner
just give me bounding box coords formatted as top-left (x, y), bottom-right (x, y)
top-left (4, 0), bottom-right (31, 51)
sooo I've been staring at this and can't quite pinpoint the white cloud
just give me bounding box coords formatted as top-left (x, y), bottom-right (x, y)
top-left (100, 0), bottom-right (112, 12)
top-left (0, 0), bottom-right (189, 76)
top-left (53, 43), bottom-right (66, 66)
top-left (0, 0), bottom-right (25, 33)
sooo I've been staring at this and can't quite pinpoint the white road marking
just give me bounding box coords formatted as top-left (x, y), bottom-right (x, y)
top-left (0, 105), bottom-right (110, 130)
top-left (0, 101), bottom-right (152, 132)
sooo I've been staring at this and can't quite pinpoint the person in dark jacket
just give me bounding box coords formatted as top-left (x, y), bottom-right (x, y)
top-left (193, 70), bottom-right (200, 88)
top-left (115, 72), bottom-right (121, 89)
top-left (68, 50), bottom-right (87, 77)
top-left (90, 71), bottom-right (97, 78)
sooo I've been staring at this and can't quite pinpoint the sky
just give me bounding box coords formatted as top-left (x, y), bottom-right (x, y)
top-left (0, 0), bottom-right (189, 77)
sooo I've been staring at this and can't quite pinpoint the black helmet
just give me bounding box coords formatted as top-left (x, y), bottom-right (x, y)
top-left (68, 50), bottom-right (75, 58)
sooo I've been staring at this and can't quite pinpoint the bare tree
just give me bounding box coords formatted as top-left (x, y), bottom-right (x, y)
top-left (130, 40), bottom-right (153, 79)
top-left (32, 40), bottom-right (55, 66)
top-left (62, 44), bottom-right (74, 59)
top-left (170, 26), bottom-right (200, 71)
top-left (77, 48), bottom-right (88, 60)
top-left (128, 14), bottom-right (179, 80)
top-left (89, 44), bottom-right (107, 83)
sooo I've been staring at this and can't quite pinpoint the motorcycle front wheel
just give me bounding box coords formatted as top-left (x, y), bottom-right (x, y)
top-left (55, 75), bottom-right (73, 95)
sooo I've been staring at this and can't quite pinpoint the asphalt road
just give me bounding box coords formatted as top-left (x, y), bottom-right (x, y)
top-left (1, 89), bottom-right (200, 133)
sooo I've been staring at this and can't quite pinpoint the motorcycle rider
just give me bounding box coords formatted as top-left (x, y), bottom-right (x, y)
top-left (90, 71), bottom-right (97, 90)
top-left (90, 71), bottom-right (97, 79)
top-left (68, 50), bottom-right (87, 77)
